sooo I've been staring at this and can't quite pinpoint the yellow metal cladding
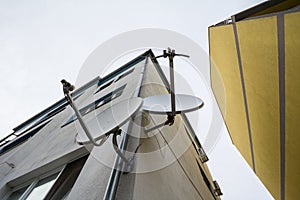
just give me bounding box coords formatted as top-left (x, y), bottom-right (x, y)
top-left (236, 16), bottom-right (280, 199)
top-left (209, 25), bottom-right (253, 167)
top-left (209, 5), bottom-right (300, 200)
top-left (285, 11), bottom-right (300, 200)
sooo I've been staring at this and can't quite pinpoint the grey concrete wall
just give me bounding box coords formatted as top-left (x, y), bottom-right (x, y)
top-left (115, 57), bottom-right (219, 200)
top-left (0, 54), bottom-right (220, 200)
top-left (0, 58), bottom-right (147, 199)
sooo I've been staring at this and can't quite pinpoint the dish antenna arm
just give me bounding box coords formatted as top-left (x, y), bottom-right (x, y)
top-left (155, 48), bottom-right (189, 118)
top-left (61, 80), bottom-right (130, 164)
top-left (61, 80), bottom-right (113, 146)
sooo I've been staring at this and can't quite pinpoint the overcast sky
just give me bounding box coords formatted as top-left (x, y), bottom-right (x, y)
top-left (0, 0), bottom-right (274, 199)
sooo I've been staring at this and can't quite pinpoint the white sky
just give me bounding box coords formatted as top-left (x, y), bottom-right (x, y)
top-left (0, 0), bottom-right (274, 199)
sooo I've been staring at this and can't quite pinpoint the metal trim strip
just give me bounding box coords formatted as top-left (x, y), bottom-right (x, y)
top-left (232, 16), bottom-right (256, 172)
top-left (277, 13), bottom-right (286, 200)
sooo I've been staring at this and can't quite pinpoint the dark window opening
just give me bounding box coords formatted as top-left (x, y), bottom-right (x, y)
top-left (28, 93), bottom-right (84, 133)
top-left (0, 121), bottom-right (51, 155)
top-left (7, 155), bottom-right (88, 200)
top-left (12, 92), bottom-right (84, 134)
top-left (7, 172), bottom-right (60, 200)
top-left (7, 185), bottom-right (29, 200)
top-left (1, 92), bottom-right (85, 151)
top-left (61, 115), bottom-right (77, 128)
top-left (27, 172), bottom-right (60, 199)
top-left (114, 68), bottom-right (135, 82)
top-left (94, 80), bottom-right (114, 94)
top-left (61, 84), bottom-right (126, 128)
top-left (44, 155), bottom-right (88, 200)
top-left (35, 106), bottom-right (67, 127)
top-left (46, 106), bottom-right (66, 119)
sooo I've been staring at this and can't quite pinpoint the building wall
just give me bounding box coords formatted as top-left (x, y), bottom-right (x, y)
top-left (0, 51), bottom-right (220, 199)
top-left (126, 57), bottom-right (219, 200)
top-left (0, 55), bottom-right (147, 199)
top-left (209, 6), bottom-right (300, 200)
top-left (67, 54), bottom-right (147, 200)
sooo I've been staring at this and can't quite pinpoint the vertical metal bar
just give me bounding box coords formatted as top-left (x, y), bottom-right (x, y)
top-left (19, 179), bottom-right (39, 200)
top-left (277, 13), bottom-right (285, 200)
top-left (169, 56), bottom-right (176, 116)
top-left (232, 16), bottom-right (256, 172)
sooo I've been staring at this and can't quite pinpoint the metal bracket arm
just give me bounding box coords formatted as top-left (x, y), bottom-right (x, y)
top-left (155, 48), bottom-right (189, 117)
top-left (61, 80), bottom-right (110, 146)
top-left (144, 115), bottom-right (175, 133)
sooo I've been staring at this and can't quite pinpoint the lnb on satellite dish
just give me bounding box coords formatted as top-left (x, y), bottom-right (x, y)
top-left (61, 79), bottom-right (75, 93)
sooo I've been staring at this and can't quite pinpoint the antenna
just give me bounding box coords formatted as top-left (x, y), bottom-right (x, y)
top-left (61, 80), bottom-right (143, 163)
top-left (60, 48), bottom-right (203, 162)
top-left (61, 79), bottom-right (107, 146)
top-left (155, 48), bottom-right (190, 118)
top-left (142, 48), bottom-right (204, 132)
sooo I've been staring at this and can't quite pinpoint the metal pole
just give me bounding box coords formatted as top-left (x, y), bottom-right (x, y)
top-left (169, 55), bottom-right (176, 117)
top-left (156, 49), bottom-right (189, 117)
top-left (65, 93), bottom-right (108, 146)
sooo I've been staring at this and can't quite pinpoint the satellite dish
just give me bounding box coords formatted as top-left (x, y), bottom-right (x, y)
top-left (142, 94), bottom-right (204, 115)
top-left (141, 48), bottom-right (204, 132)
top-left (61, 80), bottom-right (142, 164)
top-left (76, 97), bottom-right (143, 144)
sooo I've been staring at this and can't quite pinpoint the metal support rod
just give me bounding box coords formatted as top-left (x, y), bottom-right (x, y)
top-left (112, 131), bottom-right (129, 163)
top-left (155, 48), bottom-right (189, 118)
top-left (65, 92), bottom-right (108, 146)
top-left (144, 121), bottom-right (166, 133)
top-left (61, 80), bottom-right (109, 146)
top-left (144, 115), bottom-right (175, 133)
top-left (169, 55), bottom-right (176, 117)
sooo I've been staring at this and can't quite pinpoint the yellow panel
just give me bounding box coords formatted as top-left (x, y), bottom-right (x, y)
top-left (209, 25), bottom-right (253, 167)
top-left (285, 11), bottom-right (300, 200)
top-left (237, 16), bottom-right (280, 199)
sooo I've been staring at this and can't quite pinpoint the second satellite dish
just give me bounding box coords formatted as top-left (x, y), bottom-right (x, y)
top-left (142, 48), bottom-right (204, 118)
top-left (142, 94), bottom-right (204, 115)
